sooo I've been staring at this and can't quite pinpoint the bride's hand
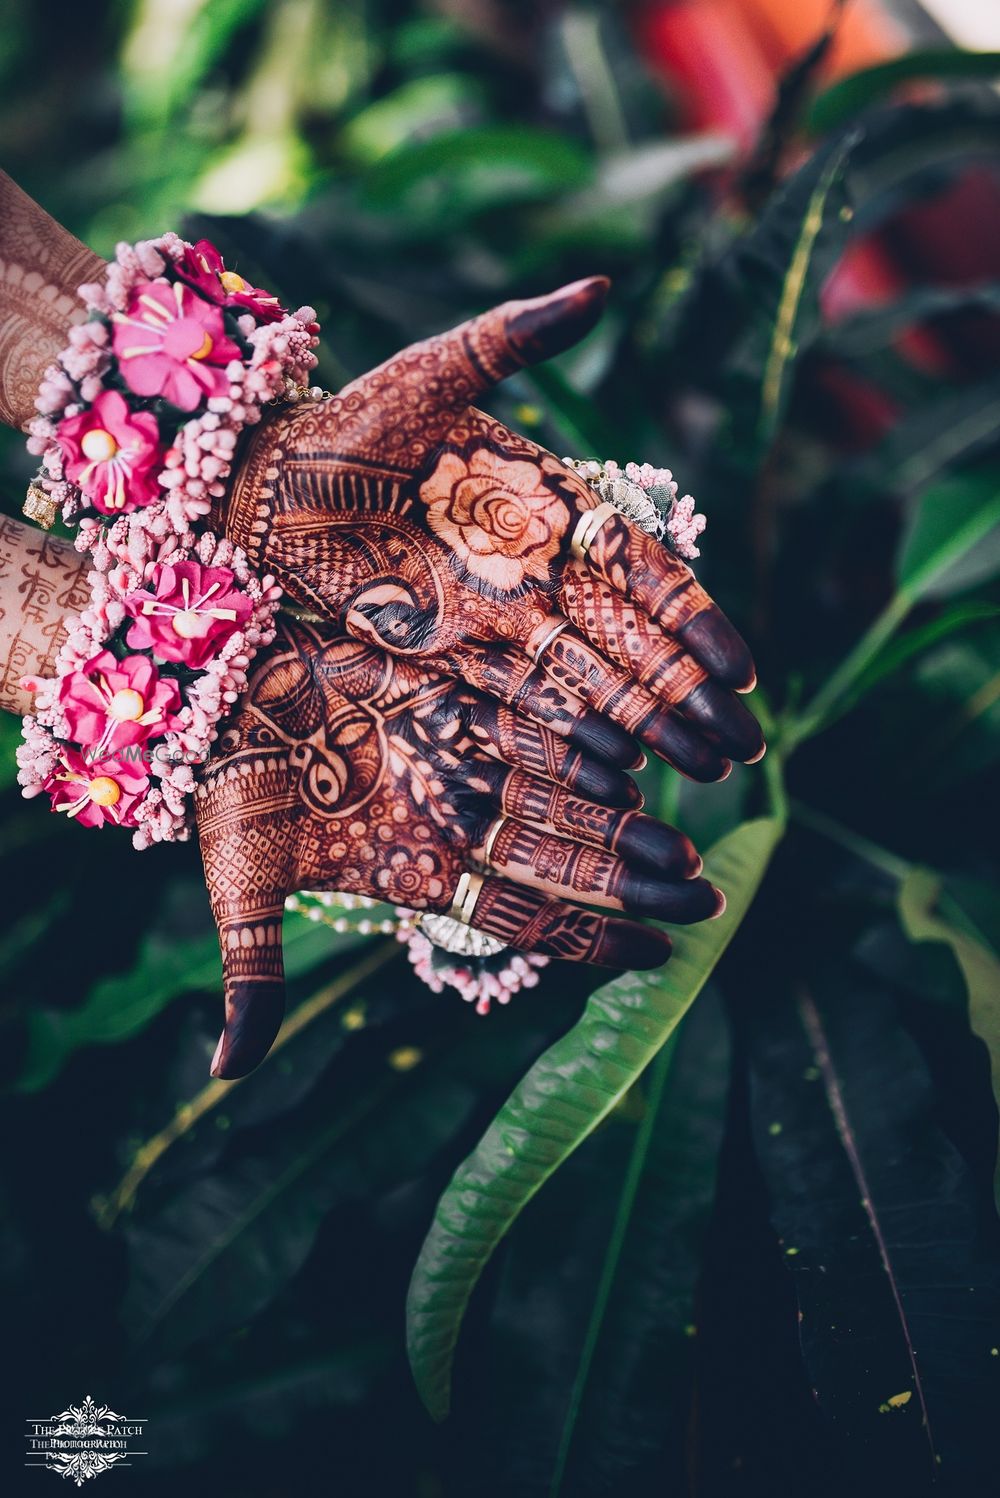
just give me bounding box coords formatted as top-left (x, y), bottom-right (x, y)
top-left (221, 280), bottom-right (764, 784)
top-left (197, 613), bottom-right (722, 1080)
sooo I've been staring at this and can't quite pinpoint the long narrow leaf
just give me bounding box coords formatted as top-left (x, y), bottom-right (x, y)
top-left (406, 817), bottom-right (784, 1421)
top-left (748, 973), bottom-right (1000, 1487)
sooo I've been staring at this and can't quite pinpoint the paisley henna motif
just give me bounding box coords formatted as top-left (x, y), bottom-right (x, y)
top-left (220, 285), bottom-right (763, 779)
top-left (196, 614), bottom-right (722, 1080)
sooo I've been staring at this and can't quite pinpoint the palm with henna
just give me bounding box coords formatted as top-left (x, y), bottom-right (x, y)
top-left (0, 518), bottom-right (719, 1083)
top-left (198, 613), bottom-right (723, 1080)
top-left (222, 279), bottom-right (765, 783)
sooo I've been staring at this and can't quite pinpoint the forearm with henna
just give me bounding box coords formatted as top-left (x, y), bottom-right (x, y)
top-left (0, 516), bottom-right (89, 714)
top-left (0, 170), bottom-right (107, 430)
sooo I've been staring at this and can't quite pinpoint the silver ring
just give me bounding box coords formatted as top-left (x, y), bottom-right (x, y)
top-left (448, 871), bottom-right (485, 927)
top-left (481, 815), bottom-right (509, 866)
top-left (531, 618), bottom-right (570, 665)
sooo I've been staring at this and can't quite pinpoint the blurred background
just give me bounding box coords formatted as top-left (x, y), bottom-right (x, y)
top-left (2, 2), bottom-right (1000, 1494)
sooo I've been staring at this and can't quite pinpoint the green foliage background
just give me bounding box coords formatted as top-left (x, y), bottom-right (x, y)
top-left (1, 3), bottom-right (999, 1495)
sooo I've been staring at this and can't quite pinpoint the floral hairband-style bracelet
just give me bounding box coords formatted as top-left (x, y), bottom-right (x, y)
top-left (16, 233), bottom-right (320, 847)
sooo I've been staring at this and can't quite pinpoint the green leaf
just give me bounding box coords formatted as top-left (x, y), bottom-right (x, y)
top-left (14, 908), bottom-right (361, 1093)
top-left (863, 378), bottom-right (1000, 499)
top-left (749, 972), bottom-right (1000, 1477)
top-left (122, 0), bottom-right (269, 128)
top-left (359, 126), bottom-right (593, 223)
top-left (729, 133), bottom-right (857, 448)
top-left (807, 49), bottom-right (1000, 135)
top-left (543, 134), bottom-right (736, 229)
top-left (814, 601), bottom-right (1000, 729)
top-left (548, 991), bottom-right (732, 1495)
top-left (123, 1064), bottom-right (476, 1352)
top-left (819, 284), bottom-right (1000, 359)
top-left (898, 868), bottom-right (1000, 1213)
top-left (896, 469), bottom-right (1000, 599)
top-left (340, 74), bottom-right (483, 165)
top-left (406, 816), bottom-right (784, 1421)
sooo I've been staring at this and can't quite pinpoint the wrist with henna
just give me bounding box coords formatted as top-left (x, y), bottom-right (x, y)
top-left (219, 281), bottom-right (765, 785)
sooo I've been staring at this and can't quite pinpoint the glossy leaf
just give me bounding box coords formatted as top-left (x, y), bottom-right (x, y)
top-left (748, 973), bottom-right (1000, 1489)
top-left (406, 817), bottom-right (784, 1421)
top-left (896, 469), bottom-right (1000, 598)
top-left (899, 868), bottom-right (1000, 1211)
top-left (730, 133), bottom-right (857, 447)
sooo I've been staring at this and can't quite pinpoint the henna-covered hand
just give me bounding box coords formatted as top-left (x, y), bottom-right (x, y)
top-left (222, 281), bottom-right (764, 783)
top-left (197, 614), bottom-right (723, 1081)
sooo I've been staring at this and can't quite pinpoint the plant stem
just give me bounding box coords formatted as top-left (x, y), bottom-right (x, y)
top-left (790, 798), bottom-right (912, 882)
top-left (763, 745), bottom-right (790, 823)
top-left (93, 938), bottom-right (400, 1229)
top-left (788, 589), bottom-right (913, 749)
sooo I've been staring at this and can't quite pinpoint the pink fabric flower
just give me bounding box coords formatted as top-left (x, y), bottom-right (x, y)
top-left (56, 390), bottom-right (163, 514)
top-left (45, 745), bottom-right (150, 828)
top-left (124, 559), bottom-right (253, 668)
top-left (175, 240), bottom-right (286, 324)
top-left (112, 279), bottom-right (242, 410)
top-left (59, 649), bottom-right (182, 753)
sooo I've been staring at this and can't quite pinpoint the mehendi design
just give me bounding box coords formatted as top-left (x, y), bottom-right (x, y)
top-left (0, 171), bottom-right (106, 429)
top-left (0, 516), bottom-right (90, 713)
top-left (196, 614), bottom-right (722, 1080)
top-left (220, 284), bottom-right (762, 777)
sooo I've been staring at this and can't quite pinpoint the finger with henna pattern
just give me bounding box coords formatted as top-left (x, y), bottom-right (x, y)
top-left (469, 876), bottom-right (672, 968)
top-left (457, 693), bottom-right (644, 809)
top-left (519, 613), bottom-right (742, 774)
top-left (553, 578), bottom-right (765, 762)
top-left (581, 510), bottom-right (757, 691)
top-left (469, 814), bottom-right (724, 921)
top-left (434, 639), bottom-right (642, 770)
top-left (475, 765), bottom-right (702, 878)
top-left (298, 278), bottom-right (610, 471)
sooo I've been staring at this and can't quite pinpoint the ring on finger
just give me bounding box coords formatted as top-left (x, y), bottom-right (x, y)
top-left (570, 501), bottom-right (618, 561)
top-left (448, 870), bottom-right (485, 927)
top-left (481, 815), bottom-right (509, 866)
top-left (531, 618), bottom-right (570, 664)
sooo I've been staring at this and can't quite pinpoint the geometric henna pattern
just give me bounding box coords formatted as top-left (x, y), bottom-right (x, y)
top-left (220, 280), bottom-right (763, 779)
top-left (195, 615), bottom-right (721, 1080)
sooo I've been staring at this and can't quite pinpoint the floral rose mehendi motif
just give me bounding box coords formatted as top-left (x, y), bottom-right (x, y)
top-left (421, 443), bottom-right (572, 594)
top-left (221, 280), bottom-right (767, 785)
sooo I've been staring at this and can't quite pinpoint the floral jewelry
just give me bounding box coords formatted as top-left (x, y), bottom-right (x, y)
top-left (16, 233), bottom-right (321, 847)
top-left (565, 458), bottom-right (706, 559)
